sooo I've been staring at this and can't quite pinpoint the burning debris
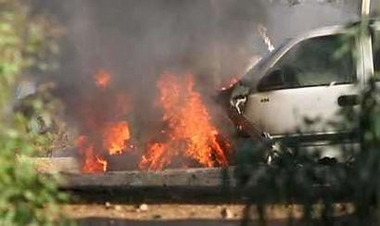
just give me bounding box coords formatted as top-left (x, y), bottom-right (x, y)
top-left (76, 69), bottom-right (134, 173)
top-left (76, 135), bottom-right (107, 172)
top-left (102, 121), bottom-right (130, 155)
top-left (139, 72), bottom-right (230, 170)
top-left (76, 70), bottom-right (231, 173)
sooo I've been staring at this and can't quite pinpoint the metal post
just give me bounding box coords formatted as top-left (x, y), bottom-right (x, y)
top-left (362, 0), bottom-right (371, 17)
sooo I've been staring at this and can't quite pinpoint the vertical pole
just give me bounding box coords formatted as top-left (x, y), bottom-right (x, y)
top-left (362, 0), bottom-right (371, 17)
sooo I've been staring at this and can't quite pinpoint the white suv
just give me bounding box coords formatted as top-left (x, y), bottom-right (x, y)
top-left (225, 20), bottom-right (380, 159)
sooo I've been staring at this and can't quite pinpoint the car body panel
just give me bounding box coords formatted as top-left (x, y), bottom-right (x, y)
top-left (245, 84), bottom-right (358, 135)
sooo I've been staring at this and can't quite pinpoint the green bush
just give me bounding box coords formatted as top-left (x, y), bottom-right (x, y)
top-left (0, 0), bottom-right (70, 224)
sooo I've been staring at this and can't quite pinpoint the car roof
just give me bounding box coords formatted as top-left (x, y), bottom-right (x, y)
top-left (239, 20), bottom-right (368, 89)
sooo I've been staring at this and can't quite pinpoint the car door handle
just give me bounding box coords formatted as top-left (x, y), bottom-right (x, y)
top-left (337, 95), bottom-right (359, 107)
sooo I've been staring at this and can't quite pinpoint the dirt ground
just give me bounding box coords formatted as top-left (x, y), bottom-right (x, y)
top-left (62, 203), bottom-right (321, 221)
top-left (63, 204), bottom-right (244, 220)
top-left (62, 203), bottom-right (358, 224)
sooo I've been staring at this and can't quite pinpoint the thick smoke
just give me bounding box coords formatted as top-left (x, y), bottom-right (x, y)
top-left (31, 0), bottom-right (361, 163)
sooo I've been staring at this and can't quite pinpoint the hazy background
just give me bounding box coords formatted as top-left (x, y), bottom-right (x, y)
top-left (32, 0), bottom-right (361, 88)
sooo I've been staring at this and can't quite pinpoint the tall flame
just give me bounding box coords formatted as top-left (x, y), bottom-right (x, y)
top-left (139, 72), bottom-right (229, 170)
top-left (76, 69), bottom-right (132, 173)
top-left (76, 69), bottom-right (230, 173)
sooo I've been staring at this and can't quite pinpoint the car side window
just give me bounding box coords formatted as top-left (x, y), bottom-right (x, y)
top-left (258, 34), bottom-right (356, 92)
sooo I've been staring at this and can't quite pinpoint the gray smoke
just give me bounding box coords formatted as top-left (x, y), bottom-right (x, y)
top-left (31, 0), bottom-right (362, 165)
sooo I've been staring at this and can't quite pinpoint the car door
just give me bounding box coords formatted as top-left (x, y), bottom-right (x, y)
top-left (243, 32), bottom-right (360, 137)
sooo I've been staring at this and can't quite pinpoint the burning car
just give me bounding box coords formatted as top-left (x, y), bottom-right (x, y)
top-left (221, 19), bottom-right (380, 162)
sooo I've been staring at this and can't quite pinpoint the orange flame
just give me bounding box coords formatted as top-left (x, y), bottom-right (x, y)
top-left (77, 69), bottom-right (229, 172)
top-left (94, 69), bottom-right (111, 89)
top-left (76, 135), bottom-right (107, 173)
top-left (139, 72), bottom-right (229, 170)
top-left (103, 121), bottom-right (130, 155)
top-left (77, 121), bottom-right (130, 173)
top-left (76, 69), bottom-right (132, 173)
